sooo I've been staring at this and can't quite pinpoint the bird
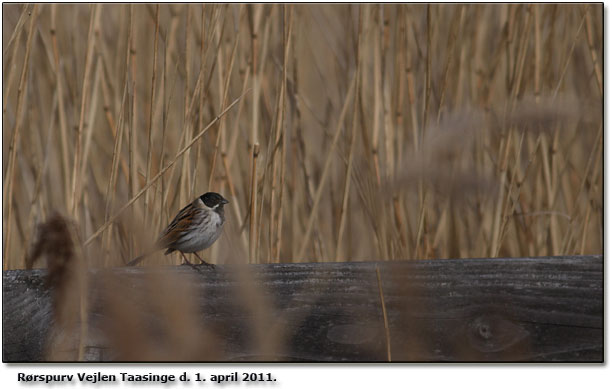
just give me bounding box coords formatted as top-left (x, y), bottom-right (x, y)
top-left (127, 192), bottom-right (229, 267)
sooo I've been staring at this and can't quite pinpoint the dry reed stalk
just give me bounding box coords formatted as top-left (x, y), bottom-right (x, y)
top-left (157, 38), bottom-right (171, 239)
top-left (579, 204), bottom-right (592, 255)
top-left (179, 5), bottom-right (195, 208)
top-left (128, 47), bottom-right (137, 219)
top-left (70, 4), bottom-right (101, 219)
top-left (553, 13), bottom-right (585, 97)
top-left (113, 6), bottom-right (127, 81)
top-left (226, 65), bottom-right (250, 165)
top-left (159, 27), bottom-right (183, 223)
top-left (102, 79), bottom-right (129, 264)
top-left (267, 9), bottom-right (283, 262)
top-left (534, 4), bottom-right (541, 100)
top-left (49, 5), bottom-right (72, 208)
top-left (257, 96), bottom-right (285, 262)
top-left (270, 5), bottom-right (293, 261)
top-left (392, 6), bottom-right (406, 171)
top-left (586, 139), bottom-right (603, 251)
top-left (403, 11), bottom-right (420, 154)
top-left (254, 10), bottom-right (272, 123)
top-left (370, 6), bottom-right (383, 186)
top-left (392, 195), bottom-right (409, 254)
top-left (126, 9), bottom-right (138, 262)
top-left (336, 7), bottom-right (361, 262)
top-left (102, 5), bottom-right (133, 264)
top-left (272, 13), bottom-right (287, 261)
top-left (533, 130), bottom-right (559, 256)
top-left (380, 7), bottom-right (395, 181)
top-left (452, 7), bottom-right (467, 108)
top-left (336, 97), bottom-right (358, 261)
top-left (297, 72), bottom-right (357, 261)
top-left (290, 158), bottom-right (301, 260)
top-left (436, 5), bottom-right (463, 124)
top-left (525, 6), bottom-right (543, 252)
top-left (412, 193), bottom-right (427, 259)
top-left (3, 4), bottom-right (38, 268)
top-left (430, 8), bottom-right (463, 256)
top-left (497, 131), bottom-right (527, 255)
top-left (432, 199), bottom-right (450, 256)
top-left (221, 152), bottom-right (248, 251)
top-left (255, 162), bottom-right (267, 263)
top-left (587, 130), bottom-right (603, 197)
top-left (252, 19), bottom-right (276, 262)
top-left (510, 7), bottom-right (532, 101)
top-left (160, 66), bottom-right (201, 223)
top-left (217, 7), bottom-right (230, 166)
top-left (561, 124), bottom-right (602, 254)
top-left (275, 134), bottom-right (287, 261)
top-left (79, 59), bottom-right (103, 200)
top-left (200, 6), bottom-right (225, 113)
top-left (84, 90), bottom-right (248, 247)
top-left (99, 58), bottom-right (129, 183)
top-left (143, 4), bottom-right (160, 228)
top-left (191, 4), bottom-right (209, 198)
top-left (550, 128), bottom-right (565, 254)
top-left (491, 9), bottom-right (532, 256)
top-left (381, 81), bottom-right (394, 180)
top-left (248, 5), bottom-right (263, 164)
top-left (208, 21), bottom-right (240, 191)
top-left (289, 40), bottom-right (305, 260)
top-left (208, 10), bottom-right (238, 264)
top-left (413, 6), bottom-right (434, 258)
top-left (2, 4), bottom-right (29, 61)
top-left (422, 5), bottom-right (432, 134)
top-left (185, 5), bottom-right (194, 115)
top-left (161, 60), bottom-right (205, 217)
top-left (249, 143), bottom-right (260, 263)
top-left (2, 5), bottom-right (29, 119)
top-left (490, 133), bottom-right (515, 257)
top-left (583, 5), bottom-right (602, 97)
top-left (504, 6), bottom-right (517, 89)
top-left (224, 68), bottom-right (251, 210)
top-left (513, 143), bottom-right (535, 257)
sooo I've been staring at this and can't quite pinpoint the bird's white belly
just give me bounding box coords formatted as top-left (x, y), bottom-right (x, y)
top-left (177, 212), bottom-right (224, 253)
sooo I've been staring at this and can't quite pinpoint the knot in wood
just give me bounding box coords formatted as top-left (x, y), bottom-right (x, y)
top-left (467, 314), bottom-right (529, 353)
top-left (477, 320), bottom-right (492, 340)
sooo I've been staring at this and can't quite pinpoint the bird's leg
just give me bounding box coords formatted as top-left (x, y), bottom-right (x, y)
top-left (179, 252), bottom-right (195, 265)
top-left (179, 252), bottom-right (207, 274)
top-left (194, 252), bottom-right (215, 268)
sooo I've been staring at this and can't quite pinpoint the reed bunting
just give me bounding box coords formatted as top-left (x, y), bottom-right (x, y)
top-left (127, 192), bottom-right (229, 267)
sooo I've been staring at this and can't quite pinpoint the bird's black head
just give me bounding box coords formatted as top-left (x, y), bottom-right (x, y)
top-left (200, 192), bottom-right (229, 209)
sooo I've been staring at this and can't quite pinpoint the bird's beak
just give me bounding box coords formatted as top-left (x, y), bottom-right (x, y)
top-left (222, 198), bottom-right (229, 205)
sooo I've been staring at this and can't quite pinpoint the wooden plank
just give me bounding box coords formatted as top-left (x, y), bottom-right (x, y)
top-left (2, 255), bottom-right (602, 362)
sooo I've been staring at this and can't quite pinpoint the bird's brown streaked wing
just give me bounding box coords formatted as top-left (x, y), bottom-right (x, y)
top-left (156, 202), bottom-right (201, 249)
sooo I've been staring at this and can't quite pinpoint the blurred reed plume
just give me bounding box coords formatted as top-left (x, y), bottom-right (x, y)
top-left (98, 269), bottom-right (227, 361)
top-left (26, 212), bottom-right (89, 360)
top-left (3, 4), bottom-right (602, 269)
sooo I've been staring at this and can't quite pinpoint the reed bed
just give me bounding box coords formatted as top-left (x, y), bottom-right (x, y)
top-left (3, 4), bottom-right (603, 270)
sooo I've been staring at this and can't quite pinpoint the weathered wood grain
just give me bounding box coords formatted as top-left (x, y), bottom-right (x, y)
top-left (2, 255), bottom-right (603, 362)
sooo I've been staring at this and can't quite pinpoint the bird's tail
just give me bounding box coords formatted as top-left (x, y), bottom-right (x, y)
top-left (126, 249), bottom-right (157, 266)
